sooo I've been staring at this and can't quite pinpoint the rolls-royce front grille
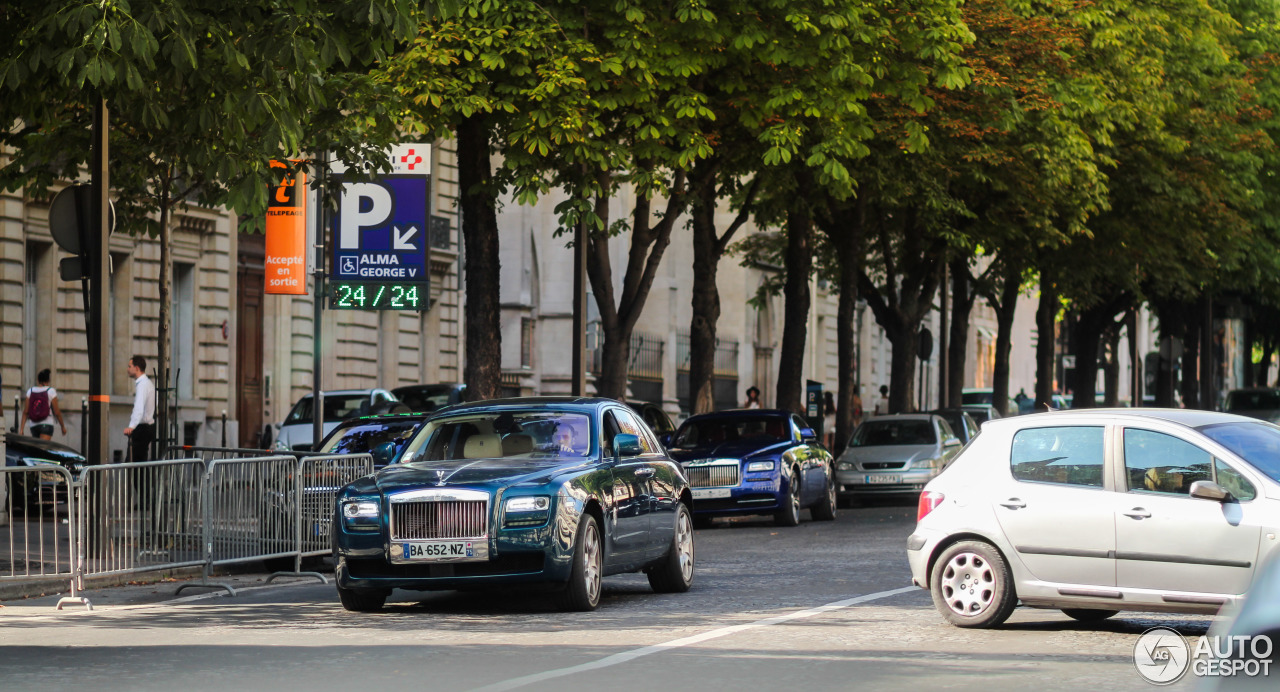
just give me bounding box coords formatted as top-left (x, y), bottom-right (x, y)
top-left (391, 500), bottom-right (488, 540)
top-left (687, 465), bottom-right (741, 488)
top-left (861, 462), bottom-right (907, 470)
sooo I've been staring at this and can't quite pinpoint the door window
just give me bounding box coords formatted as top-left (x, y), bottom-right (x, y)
top-left (601, 412), bottom-right (621, 458)
top-left (613, 409), bottom-right (657, 455)
top-left (1010, 426), bottom-right (1105, 487)
top-left (1123, 429), bottom-right (1213, 495)
top-left (1214, 459), bottom-right (1257, 501)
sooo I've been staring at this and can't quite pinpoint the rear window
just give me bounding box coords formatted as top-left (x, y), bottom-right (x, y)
top-left (850, 420), bottom-right (936, 446)
top-left (284, 394), bottom-right (372, 425)
top-left (1010, 426), bottom-right (1105, 487)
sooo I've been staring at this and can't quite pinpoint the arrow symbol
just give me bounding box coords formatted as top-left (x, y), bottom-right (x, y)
top-left (393, 225), bottom-right (419, 250)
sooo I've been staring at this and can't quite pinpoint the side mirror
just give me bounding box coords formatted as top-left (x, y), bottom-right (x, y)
top-left (615, 433), bottom-right (643, 459)
top-left (944, 438), bottom-right (962, 448)
top-left (799, 427), bottom-right (817, 443)
top-left (372, 441), bottom-right (398, 465)
top-left (1189, 480), bottom-right (1230, 502)
top-left (656, 432), bottom-right (673, 448)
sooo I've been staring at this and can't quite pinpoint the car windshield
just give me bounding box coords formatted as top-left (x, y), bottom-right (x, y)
top-left (1225, 390), bottom-right (1280, 412)
top-left (961, 391), bottom-right (992, 405)
top-left (850, 420), bottom-right (936, 446)
top-left (284, 394), bottom-right (374, 425)
top-left (1197, 422), bottom-right (1280, 482)
top-left (400, 411), bottom-right (592, 463)
top-left (672, 415), bottom-right (791, 448)
top-left (317, 419), bottom-right (424, 465)
top-left (964, 408), bottom-right (992, 424)
top-left (396, 386), bottom-right (458, 413)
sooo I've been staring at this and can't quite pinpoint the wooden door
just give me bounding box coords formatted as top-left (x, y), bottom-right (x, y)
top-left (237, 236), bottom-right (266, 447)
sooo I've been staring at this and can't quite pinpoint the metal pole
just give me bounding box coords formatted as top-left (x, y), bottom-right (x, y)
top-left (80, 396), bottom-right (88, 452)
top-left (312, 152), bottom-right (327, 445)
top-left (11, 395), bottom-right (17, 433)
top-left (89, 97), bottom-right (111, 465)
top-left (939, 263), bottom-right (948, 408)
top-left (571, 217), bottom-right (587, 396)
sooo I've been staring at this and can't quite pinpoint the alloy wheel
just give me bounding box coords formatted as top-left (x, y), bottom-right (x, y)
top-left (583, 520), bottom-right (602, 604)
top-left (676, 509), bottom-right (694, 583)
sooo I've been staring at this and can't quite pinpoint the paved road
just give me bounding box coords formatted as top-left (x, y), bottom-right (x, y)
top-left (0, 502), bottom-right (1217, 692)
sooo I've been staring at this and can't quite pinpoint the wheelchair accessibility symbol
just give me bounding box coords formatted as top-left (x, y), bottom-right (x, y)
top-left (340, 257), bottom-right (357, 274)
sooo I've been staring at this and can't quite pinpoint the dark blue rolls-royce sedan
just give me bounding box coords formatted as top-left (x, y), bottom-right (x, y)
top-left (333, 397), bottom-right (695, 612)
top-left (667, 410), bottom-right (836, 527)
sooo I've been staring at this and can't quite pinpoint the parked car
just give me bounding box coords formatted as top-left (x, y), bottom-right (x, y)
top-left (1223, 388), bottom-right (1280, 423)
top-left (929, 409), bottom-right (980, 445)
top-left (333, 397), bottom-right (695, 612)
top-left (274, 389), bottom-right (400, 452)
top-left (961, 388), bottom-right (1017, 412)
top-left (908, 409), bottom-right (1280, 629)
top-left (314, 412), bottom-right (434, 468)
top-left (391, 383), bottom-right (467, 413)
top-left (836, 414), bottom-right (962, 501)
top-left (666, 409), bottom-right (836, 527)
top-left (3, 432), bottom-right (86, 513)
top-left (961, 404), bottom-right (1003, 425)
top-left (627, 401), bottom-right (676, 446)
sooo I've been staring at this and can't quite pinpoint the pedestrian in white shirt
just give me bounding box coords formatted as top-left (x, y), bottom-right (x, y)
top-left (125, 355), bottom-right (156, 462)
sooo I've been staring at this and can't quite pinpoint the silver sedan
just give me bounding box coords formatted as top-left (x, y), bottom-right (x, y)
top-left (835, 414), bottom-right (963, 500)
top-left (908, 409), bottom-right (1280, 628)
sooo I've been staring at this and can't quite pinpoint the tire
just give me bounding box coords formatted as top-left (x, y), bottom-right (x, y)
top-left (558, 513), bottom-right (603, 611)
top-left (929, 540), bottom-right (1017, 628)
top-left (1061, 608), bottom-right (1119, 623)
top-left (810, 467), bottom-right (837, 522)
top-left (337, 585), bottom-right (387, 612)
top-left (648, 503), bottom-right (695, 593)
top-left (773, 467), bottom-right (801, 527)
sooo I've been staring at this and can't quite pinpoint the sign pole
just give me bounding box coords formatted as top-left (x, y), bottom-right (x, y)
top-left (89, 97), bottom-right (111, 465)
top-left (312, 152), bottom-right (327, 450)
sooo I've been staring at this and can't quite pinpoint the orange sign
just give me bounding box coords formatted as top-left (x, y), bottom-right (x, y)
top-left (265, 160), bottom-right (307, 295)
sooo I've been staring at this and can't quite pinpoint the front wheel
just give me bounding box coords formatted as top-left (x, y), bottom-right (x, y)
top-left (773, 467), bottom-right (801, 527)
top-left (337, 585), bottom-right (388, 612)
top-left (648, 503), bottom-right (695, 593)
top-left (929, 540), bottom-right (1017, 628)
top-left (810, 468), bottom-right (837, 522)
top-left (558, 514), bottom-right (603, 611)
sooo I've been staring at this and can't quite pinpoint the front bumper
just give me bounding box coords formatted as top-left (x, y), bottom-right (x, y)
top-left (836, 468), bottom-right (938, 495)
top-left (689, 473), bottom-right (782, 516)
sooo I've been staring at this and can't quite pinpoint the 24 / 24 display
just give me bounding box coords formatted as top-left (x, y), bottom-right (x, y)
top-left (329, 282), bottom-right (427, 310)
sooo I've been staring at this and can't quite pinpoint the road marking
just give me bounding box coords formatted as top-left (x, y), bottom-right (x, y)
top-left (471, 585), bottom-right (917, 692)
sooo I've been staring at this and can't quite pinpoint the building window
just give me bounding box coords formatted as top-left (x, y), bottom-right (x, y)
top-left (172, 262), bottom-right (196, 399)
top-left (521, 317), bottom-right (534, 369)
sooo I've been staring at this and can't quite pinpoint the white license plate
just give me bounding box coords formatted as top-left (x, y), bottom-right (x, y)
top-left (313, 521), bottom-right (330, 538)
top-left (396, 541), bottom-right (485, 562)
top-left (692, 488), bottom-right (732, 500)
top-left (866, 474), bottom-right (900, 484)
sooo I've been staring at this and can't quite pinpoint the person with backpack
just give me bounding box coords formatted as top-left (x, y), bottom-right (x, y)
top-left (20, 368), bottom-right (66, 440)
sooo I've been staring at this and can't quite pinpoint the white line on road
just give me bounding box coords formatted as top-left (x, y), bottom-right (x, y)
top-left (470, 585), bottom-right (918, 692)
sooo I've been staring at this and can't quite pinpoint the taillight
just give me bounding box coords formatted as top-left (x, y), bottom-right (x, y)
top-left (917, 491), bottom-right (945, 521)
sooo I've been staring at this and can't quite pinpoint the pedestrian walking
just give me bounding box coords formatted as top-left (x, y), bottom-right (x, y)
top-left (743, 386), bottom-right (762, 409)
top-left (852, 390), bottom-right (864, 428)
top-left (124, 355), bottom-right (156, 463)
top-left (874, 385), bottom-right (890, 415)
top-left (823, 391), bottom-right (836, 448)
top-left (19, 368), bottom-right (66, 440)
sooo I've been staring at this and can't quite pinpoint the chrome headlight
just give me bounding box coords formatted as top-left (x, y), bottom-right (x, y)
top-left (503, 495), bottom-right (551, 528)
top-left (745, 461), bottom-right (776, 473)
top-left (837, 461), bottom-right (856, 471)
top-left (341, 500), bottom-right (380, 530)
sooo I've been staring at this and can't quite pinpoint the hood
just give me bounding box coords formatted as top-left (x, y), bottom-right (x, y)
top-left (3, 432), bottom-right (87, 464)
top-left (372, 457), bottom-right (591, 493)
top-left (669, 439), bottom-right (791, 463)
top-left (841, 444), bottom-right (937, 466)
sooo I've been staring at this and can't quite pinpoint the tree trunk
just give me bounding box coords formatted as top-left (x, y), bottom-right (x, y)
top-left (1034, 277), bottom-right (1057, 410)
top-left (1103, 321), bottom-right (1122, 407)
top-left (775, 203), bottom-right (812, 414)
top-left (1181, 317), bottom-right (1201, 409)
top-left (688, 177), bottom-right (722, 415)
top-left (824, 197), bottom-right (864, 451)
top-left (595, 322), bottom-right (630, 400)
top-left (948, 260), bottom-right (974, 408)
top-left (1070, 315), bottom-right (1102, 408)
top-left (990, 276), bottom-right (1019, 416)
top-left (457, 114), bottom-right (502, 401)
top-left (887, 323), bottom-right (920, 413)
top-left (157, 172), bottom-right (172, 452)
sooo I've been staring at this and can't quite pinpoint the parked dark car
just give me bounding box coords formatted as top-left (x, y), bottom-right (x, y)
top-left (929, 408), bottom-right (980, 445)
top-left (1223, 387), bottom-right (1280, 423)
top-left (627, 401), bottom-right (676, 446)
top-left (391, 383), bottom-right (467, 413)
top-left (314, 412), bottom-right (433, 468)
top-left (333, 397), bottom-right (695, 612)
top-left (3, 432), bottom-right (86, 513)
top-left (666, 409), bottom-right (836, 527)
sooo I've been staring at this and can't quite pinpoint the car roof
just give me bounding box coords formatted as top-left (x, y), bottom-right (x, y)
top-left (981, 408), bottom-right (1252, 430)
top-left (336, 412), bottom-right (433, 425)
top-left (680, 409), bottom-right (795, 421)
top-left (297, 389), bottom-right (383, 398)
top-left (392, 383), bottom-right (464, 391)
top-left (430, 396), bottom-right (620, 415)
top-left (863, 414), bottom-right (936, 422)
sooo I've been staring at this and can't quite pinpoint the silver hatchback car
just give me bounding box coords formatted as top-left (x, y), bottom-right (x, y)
top-left (836, 414), bottom-right (963, 499)
top-left (908, 409), bottom-right (1280, 628)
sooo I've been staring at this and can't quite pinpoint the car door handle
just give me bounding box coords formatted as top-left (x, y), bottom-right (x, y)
top-left (634, 467), bottom-right (655, 478)
top-left (1124, 508), bottom-right (1152, 520)
top-left (999, 498), bottom-right (1027, 510)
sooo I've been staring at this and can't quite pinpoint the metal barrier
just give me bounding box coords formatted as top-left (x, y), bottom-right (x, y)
top-left (0, 466), bottom-right (88, 610)
top-left (3, 451), bottom-right (375, 606)
top-left (164, 445), bottom-right (277, 463)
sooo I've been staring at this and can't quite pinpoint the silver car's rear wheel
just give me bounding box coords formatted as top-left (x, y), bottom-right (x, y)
top-left (930, 540), bottom-right (1016, 628)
